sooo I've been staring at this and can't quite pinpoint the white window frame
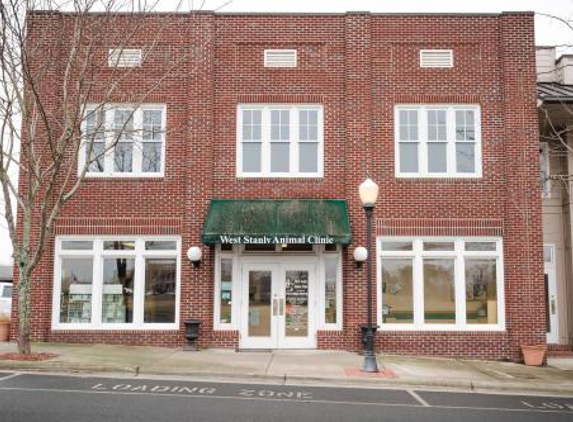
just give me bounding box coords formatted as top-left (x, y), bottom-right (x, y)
top-left (236, 104), bottom-right (324, 178)
top-left (394, 105), bottom-right (482, 178)
top-left (377, 237), bottom-right (505, 331)
top-left (79, 104), bottom-right (167, 178)
top-left (52, 236), bottom-right (181, 330)
top-left (213, 245), bottom-right (342, 331)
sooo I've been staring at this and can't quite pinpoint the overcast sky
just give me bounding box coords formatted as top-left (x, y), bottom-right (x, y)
top-left (1, 0), bottom-right (572, 265)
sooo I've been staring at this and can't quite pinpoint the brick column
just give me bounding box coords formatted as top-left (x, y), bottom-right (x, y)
top-left (343, 12), bottom-right (373, 350)
top-left (182, 13), bottom-right (216, 346)
top-left (500, 12), bottom-right (545, 360)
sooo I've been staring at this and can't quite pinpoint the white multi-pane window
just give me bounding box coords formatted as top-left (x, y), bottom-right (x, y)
top-left (377, 238), bottom-right (504, 330)
top-left (237, 104), bottom-right (323, 177)
top-left (395, 105), bottom-right (482, 177)
top-left (52, 237), bottom-right (180, 329)
top-left (80, 104), bottom-right (166, 177)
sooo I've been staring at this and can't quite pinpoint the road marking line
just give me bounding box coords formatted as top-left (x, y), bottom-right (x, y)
top-left (0, 373), bottom-right (20, 383)
top-left (408, 390), bottom-right (430, 407)
top-left (0, 386), bottom-right (572, 414)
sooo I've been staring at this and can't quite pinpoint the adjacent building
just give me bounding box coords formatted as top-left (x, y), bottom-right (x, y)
top-left (537, 46), bottom-right (573, 353)
top-left (14, 11), bottom-right (543, 361)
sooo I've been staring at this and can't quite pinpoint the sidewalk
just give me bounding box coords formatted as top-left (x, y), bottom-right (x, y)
top-left (1, 342), bottom-right (573, 395)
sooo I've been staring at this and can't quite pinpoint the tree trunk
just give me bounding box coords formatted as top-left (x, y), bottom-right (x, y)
top-left (17, 264), bottom-right (31, 355)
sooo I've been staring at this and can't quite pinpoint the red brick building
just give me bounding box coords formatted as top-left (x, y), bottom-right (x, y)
top-left (17, 10), bottom-right (543, 361)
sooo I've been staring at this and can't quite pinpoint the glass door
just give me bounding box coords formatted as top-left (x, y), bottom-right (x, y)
top-left (278, 263), bottom-right (316, 349)
top-left (544, 245), bottom-right (559, 344)
top-left (545, 269), bottom-right (559, 344)
top-left (241, 264), bottom-right (278, 349)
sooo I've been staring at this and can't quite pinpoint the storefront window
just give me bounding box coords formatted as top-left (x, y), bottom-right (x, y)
top-left (54, 237), bottom-right (180, 328)
top-left (324, 257), bottom-right (338, 325)
top-left (102, 258), bottom-right (135, 323)
top-left (219, 258), bottom-right (233, 324)
top-left (378, 238), bottom-right (503, 329)
top-left (423, 259), bottom-right (455, 324)
top-left (59, 258), bottom-right (93, 324)
top-left (465, 259), bottom-right (497, 324)
top-left (381, 259), bottom-right (414, 324)
top-left (144, 259), bottom-right (177, 323)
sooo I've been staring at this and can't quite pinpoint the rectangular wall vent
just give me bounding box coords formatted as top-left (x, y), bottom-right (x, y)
top-left (264, 49), bottom-right (297, 68)
top-left (108, 49), bottom-right (142, 67)
top-left (420, 50), bottom-right (454, 68)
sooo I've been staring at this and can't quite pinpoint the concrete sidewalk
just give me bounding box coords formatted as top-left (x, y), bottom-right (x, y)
top-left (1, 342), bottom-right (573, 395)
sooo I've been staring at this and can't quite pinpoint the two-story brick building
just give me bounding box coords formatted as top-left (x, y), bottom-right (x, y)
top-left (16, 10), bottom-right (543, 361)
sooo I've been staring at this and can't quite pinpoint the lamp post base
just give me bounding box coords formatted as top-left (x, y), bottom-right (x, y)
top-left (363, 352), bottom-right (379, 373)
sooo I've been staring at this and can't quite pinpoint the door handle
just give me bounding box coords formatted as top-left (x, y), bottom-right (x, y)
top-left (279, 298), bottom-right (285, 316)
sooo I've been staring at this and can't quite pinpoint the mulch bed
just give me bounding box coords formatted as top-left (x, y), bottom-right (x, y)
top-left (0, 352), bottom-right (57, 361)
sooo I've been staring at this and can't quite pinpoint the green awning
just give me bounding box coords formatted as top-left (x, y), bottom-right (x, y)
top-left (202, 199), bottom-right (351, 245)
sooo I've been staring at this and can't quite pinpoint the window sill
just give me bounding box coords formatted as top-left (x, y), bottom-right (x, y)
top-left (83, 175), bottom-right (165, 181)
top-left (236, 176), bottom-right (324, 181)
top-left (379, 325), bottom-right (505, 332)
top-left (51, 324), bottom-right (179, 331)
top-left (396, 175), bottom-right (482, 180)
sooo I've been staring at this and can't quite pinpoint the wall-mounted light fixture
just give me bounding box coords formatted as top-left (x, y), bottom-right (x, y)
top-left (187, 246), bottom-right (202, 268)
top-left (353, 246), bottom-right (368, 269)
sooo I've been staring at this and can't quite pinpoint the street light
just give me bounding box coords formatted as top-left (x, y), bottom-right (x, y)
top-left (359, 177), bottom-right (379, 372)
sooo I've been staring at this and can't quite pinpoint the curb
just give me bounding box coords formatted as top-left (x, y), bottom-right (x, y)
top-left (2, 363), bottom-right (573, 396)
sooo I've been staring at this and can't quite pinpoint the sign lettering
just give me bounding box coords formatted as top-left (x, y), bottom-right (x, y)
top-left (218, 235), bottom-right (335, 245)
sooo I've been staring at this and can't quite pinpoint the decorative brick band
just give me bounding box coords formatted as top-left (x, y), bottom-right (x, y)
top-left (54, 217), bottom-right (183, 235)
top-left (394, 94), bottom-right (481, 104)
top-left (377, 218), bottom-right (504, 237)
top-left (237, 94), bottom-right (324, 103)
top-left (88, 93), bottom-right (169, 103)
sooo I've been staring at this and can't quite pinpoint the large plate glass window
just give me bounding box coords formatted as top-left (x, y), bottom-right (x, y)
top-left (395, 105), bottom-right (481, 177)
top-left (378, 238), bottom-right (503, 330)
top-left (238, 104), bottom-right (323, 177)
top-left (53, 237), bottom-right (179, 329)
top-left (80, 104), bottom-right (166, 177)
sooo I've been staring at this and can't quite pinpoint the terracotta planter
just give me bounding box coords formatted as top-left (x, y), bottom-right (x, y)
top-left (521, 345), bottom-right (547, 366)
top-left (0, 322), bottom-right (9, 342)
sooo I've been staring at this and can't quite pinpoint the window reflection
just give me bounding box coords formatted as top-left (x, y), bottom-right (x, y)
top-left (144, 259), bottom-right (176, 323)
top-left (102, 258), bottom-right (135, 323)
top-left (60, 258), bottom-right (93, 324)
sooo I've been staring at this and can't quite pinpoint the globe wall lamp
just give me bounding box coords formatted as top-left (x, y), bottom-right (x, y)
top-left (359, 177), bottom-right (379, 373)
top-left (187, 246), bottom-right (202, 268)
top-left (353, 246), bottom-right (368, 269)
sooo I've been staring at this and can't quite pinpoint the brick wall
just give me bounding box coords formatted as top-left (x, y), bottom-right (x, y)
top-left (13, 11), bottom-right (542, 360)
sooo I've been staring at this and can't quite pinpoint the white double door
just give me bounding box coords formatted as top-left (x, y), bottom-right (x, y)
top-left (240, 261), bottom-right (316, 349)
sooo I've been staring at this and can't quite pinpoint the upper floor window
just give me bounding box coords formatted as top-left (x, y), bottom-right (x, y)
top-left (237, 104), bottom-right (324, 178)
top-left (395, 105), bottom-right (482, 178)
top-left (80, 104), bottom-right (166, 177)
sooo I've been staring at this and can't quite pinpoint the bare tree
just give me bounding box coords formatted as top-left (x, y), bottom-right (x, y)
top-left (0, 0), bottom-right (228, 354)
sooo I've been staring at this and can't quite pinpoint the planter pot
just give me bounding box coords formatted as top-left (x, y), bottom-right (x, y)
top-left (521, 345), bottom-right (547, 366)
top-left (0, 322), bottom-right (9, 342)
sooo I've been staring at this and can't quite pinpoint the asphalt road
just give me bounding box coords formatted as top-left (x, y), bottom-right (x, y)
top-left (0, 372), bottom-right (573, 422)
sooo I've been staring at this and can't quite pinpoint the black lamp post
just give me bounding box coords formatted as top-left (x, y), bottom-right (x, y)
top-left (359, 177), bottom-right (379, 373)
